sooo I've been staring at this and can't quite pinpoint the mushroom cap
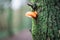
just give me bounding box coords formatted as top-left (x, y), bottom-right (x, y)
top-left (25, 11), bottom-right (37, 18)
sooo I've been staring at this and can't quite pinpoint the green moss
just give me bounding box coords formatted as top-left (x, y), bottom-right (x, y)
top-left (31, 0), bottom-right (60, 40)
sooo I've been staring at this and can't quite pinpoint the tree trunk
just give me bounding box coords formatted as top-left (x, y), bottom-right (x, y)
top-left (31, 0), bottom-right (60, 40)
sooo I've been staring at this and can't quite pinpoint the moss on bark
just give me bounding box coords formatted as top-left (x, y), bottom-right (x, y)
top-left (31, 0), bottom-right (60, 40)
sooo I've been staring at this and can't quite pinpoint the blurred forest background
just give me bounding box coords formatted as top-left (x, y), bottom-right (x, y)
top-left (0, 0), bottom-right (32, 38)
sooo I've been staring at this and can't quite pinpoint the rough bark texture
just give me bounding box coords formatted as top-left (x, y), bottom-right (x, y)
top-left (32, 0), bottom-right (60, 40)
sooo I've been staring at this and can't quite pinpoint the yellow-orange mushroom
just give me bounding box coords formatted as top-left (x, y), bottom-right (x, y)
top-left (25, 11), bottom-right (37, 18)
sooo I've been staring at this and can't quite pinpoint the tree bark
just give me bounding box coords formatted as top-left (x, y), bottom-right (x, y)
top-left (31, 0), bottom-right (60, 40)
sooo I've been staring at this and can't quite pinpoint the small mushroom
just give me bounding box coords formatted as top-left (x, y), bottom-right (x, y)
top-left (25, 11), bottom-right (37, 19)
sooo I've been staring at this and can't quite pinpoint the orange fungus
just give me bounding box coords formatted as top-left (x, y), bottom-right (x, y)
top-left (25, 11), bottom-right (37, 18)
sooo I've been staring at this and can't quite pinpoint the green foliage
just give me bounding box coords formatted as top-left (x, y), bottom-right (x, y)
top-left (32, 0), bottom-right (60, 40)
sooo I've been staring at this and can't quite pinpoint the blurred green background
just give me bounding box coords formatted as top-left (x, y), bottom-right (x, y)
top-left (0, 0), bottom-right (32, 38)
